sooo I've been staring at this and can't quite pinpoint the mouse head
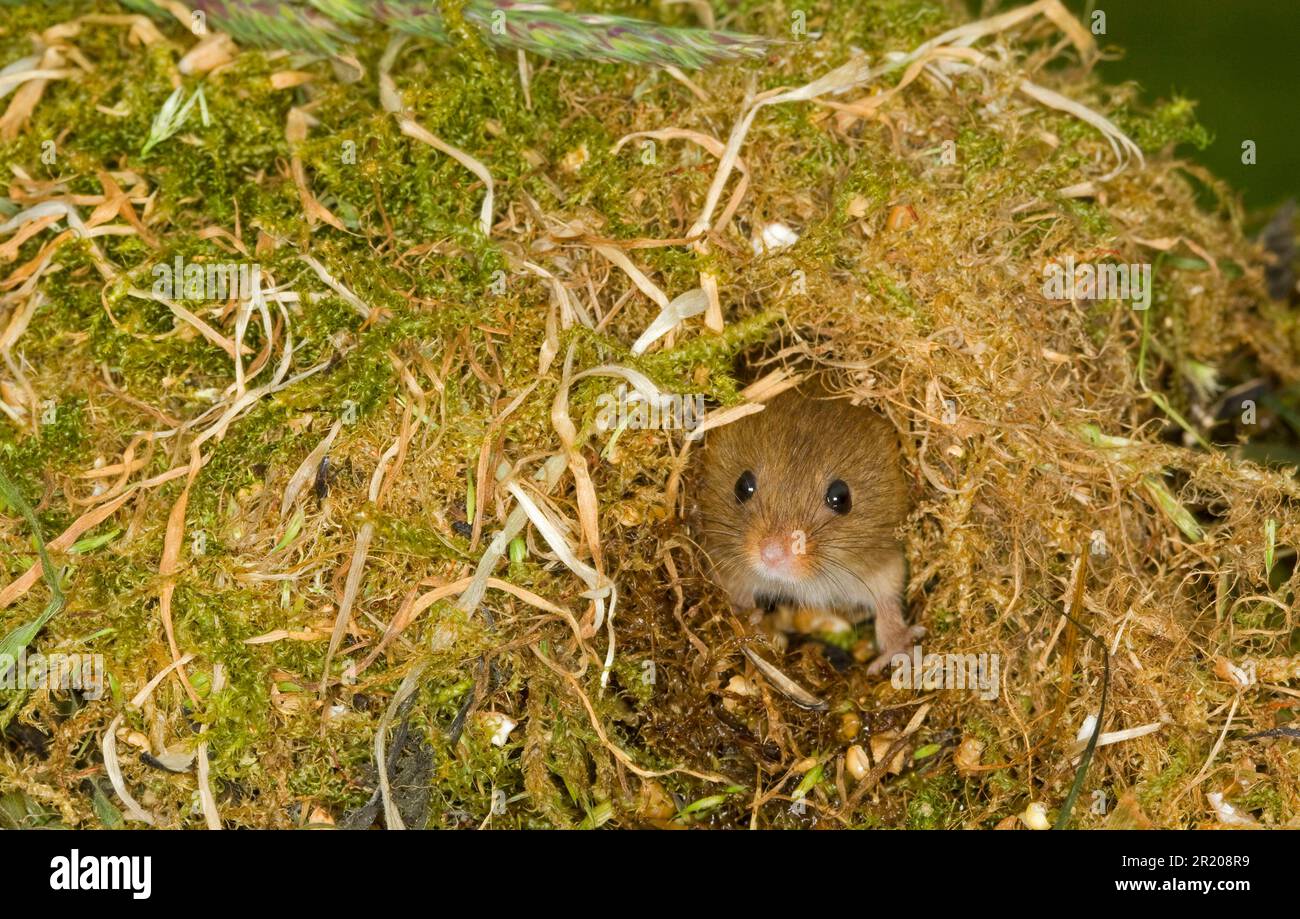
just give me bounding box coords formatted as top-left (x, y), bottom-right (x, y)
top-left (695, 388), bottom-right (906, 610)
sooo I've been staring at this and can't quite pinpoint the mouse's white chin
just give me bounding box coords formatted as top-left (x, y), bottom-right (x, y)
top-left (748, 561), bottom-right (803, 586)
top-left (746, 567), bottom-right (849, 609)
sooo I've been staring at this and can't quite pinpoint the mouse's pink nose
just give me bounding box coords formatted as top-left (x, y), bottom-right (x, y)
top-left (759, 536), bottom-right (789, 567)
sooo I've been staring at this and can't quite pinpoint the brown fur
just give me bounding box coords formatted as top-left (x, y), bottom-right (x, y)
top-left (694, 387), bottom-right (917, 671)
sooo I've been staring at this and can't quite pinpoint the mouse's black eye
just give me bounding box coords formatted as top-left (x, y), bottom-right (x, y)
top-left (825, 479), bottom-right (851, 514)
top-left (734, 470), bottom-right (757, 503)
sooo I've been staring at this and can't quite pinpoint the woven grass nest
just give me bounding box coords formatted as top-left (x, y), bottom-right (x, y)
top-left (1, 0), bottom-right (1298, 830)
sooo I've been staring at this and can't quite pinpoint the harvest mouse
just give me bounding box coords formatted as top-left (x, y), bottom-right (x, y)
top-left (694, 384), bottom-right (919, 674)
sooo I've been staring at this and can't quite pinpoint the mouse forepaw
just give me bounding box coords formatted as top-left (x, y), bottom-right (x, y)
top-left (866, 623), bottom-right (926, 676)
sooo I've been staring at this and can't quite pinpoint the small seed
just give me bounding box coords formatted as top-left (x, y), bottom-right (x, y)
top-left (726, 674), bottom-right (758, 697)
top-left (560, 143), bottom-right (589, 173)
top-left (869, 731), bottom-right (906, 774)
top-left (838, 711), bottom-right (862, 743)
top-left (792, 756), bottom-right (819, 775)
top-left (954, 735), bottom-right (985, 775)
top-left (638, 779), bottom-right (676, 820)
top-left (1020, 801), bottom-right (1051, 830)
top-left (479, 711), bottom-right (519, 747)
top-left (886, 204), bottom-right (918, 231)
top-left (846, 744), bottom-right (869, 781)
top-left (306, 805), bottom-right (335, 826)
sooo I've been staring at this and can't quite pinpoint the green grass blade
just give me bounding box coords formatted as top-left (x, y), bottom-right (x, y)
top-left (0, 466), bottom-right (65, 665)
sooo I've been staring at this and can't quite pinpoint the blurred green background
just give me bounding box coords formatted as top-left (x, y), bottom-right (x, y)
top-left (1051, 0), bottom-right (1299, 212)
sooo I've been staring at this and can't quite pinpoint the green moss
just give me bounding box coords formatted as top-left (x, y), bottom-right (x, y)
top-left (1137, 742), bottom-right (1191, 815)
top-left (1116, 97), bottom-right (1213, 154)
top-left (373, 514), bottom-right (467, 562)
top-left (962, 716), bottom-right (1018, 796)
top-left (840, 0), bottom-right (955, 53)
top-left (1056, 197), bottom-right (1113, 239)
top-left (956, 124), bottom-right (1006, 176)
top-left (867, 270), bottom-right (930, 330)
top-left (639, 310), bottom-right (781, 403)
top-left (0, 789), bottom-right (65, 828)
top-left (0, 395), bottom-right (89, 529)
top-left (903, 769), bottom-right (962, 829)
top-left (1237, 780), bottom-right (1285, 825)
